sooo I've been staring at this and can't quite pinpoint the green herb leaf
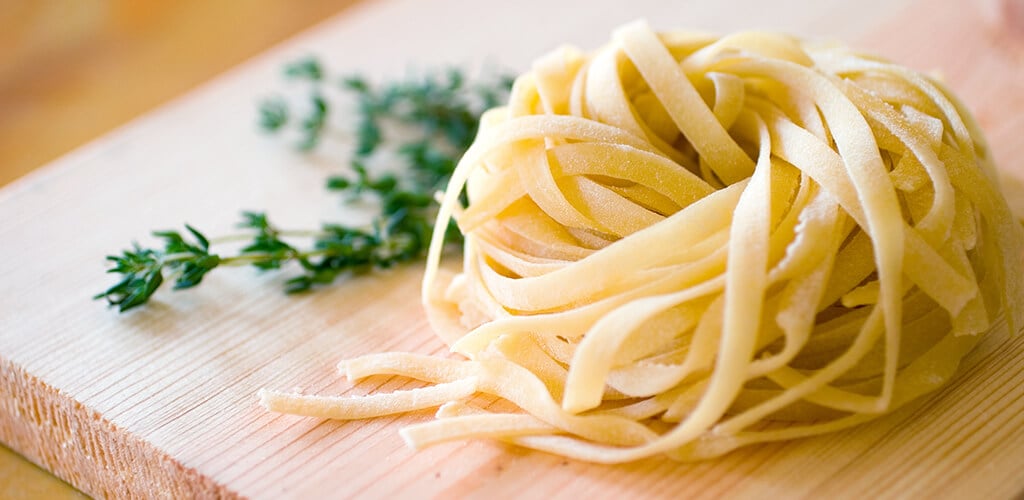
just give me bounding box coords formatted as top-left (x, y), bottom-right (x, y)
top-left (297, 93), bottom-right (328, 151)
top-left (96, 225), bottom-right (222, 310)
top-left (284, 57), bottom-right (323, 81)
top-left (258, 97), bottom-right (289, 131)
top-left (99, 57), bottom-right (515, 311)
top-left (238, 212), bottom-right (299, 271)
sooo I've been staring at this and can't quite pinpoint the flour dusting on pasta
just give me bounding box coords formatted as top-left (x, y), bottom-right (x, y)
top-left (261, 21), bottom-right (1024, 462)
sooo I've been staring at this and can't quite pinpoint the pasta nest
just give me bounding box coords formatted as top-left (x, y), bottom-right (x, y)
top-left (266, 21), bottom-right (1024, 462)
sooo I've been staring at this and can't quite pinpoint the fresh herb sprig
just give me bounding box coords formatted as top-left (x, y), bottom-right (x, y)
top-left (97, 58), bottom-right (514, 312)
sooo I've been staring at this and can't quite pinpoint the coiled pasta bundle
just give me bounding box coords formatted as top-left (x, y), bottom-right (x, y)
top-left (263, 21), bottom-right (1024, 462)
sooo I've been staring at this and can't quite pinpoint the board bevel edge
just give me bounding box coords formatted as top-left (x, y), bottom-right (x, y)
top-left (0, 357), bottom-right (235, 498)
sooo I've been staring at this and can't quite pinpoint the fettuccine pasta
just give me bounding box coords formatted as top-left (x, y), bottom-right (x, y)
top-left (261, 21), bottom-right (1024, 462)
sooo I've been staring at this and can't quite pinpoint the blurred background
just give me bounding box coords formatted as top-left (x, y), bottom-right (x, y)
top-left (0, 1), bottom-right (360, 496)
top-left (0, 0), bottom-right (360, 187)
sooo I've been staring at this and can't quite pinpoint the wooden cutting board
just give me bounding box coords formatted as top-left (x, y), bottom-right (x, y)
top-left (3, 0), bottom-right (1024, 498)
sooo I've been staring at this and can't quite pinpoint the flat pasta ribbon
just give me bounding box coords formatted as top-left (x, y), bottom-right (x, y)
top-left (262, 21), bottom-right (1024, 463)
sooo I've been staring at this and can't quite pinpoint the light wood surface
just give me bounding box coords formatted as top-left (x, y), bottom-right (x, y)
top-left (0, 1), bottom-right (360, 497)
top-left (2, 0), bottom-right (1024, 498)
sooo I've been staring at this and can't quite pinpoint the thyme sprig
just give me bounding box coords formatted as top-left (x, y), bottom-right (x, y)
top-left (97, 58), bottom-right (514, 312)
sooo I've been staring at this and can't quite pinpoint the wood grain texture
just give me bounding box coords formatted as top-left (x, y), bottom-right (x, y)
top-left (2, 0), bottom-right (1023, 498)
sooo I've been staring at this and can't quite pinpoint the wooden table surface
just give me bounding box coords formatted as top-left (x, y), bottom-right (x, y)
top-left (0, 1), bottom-right (359, 496)
top-left (3, 0), bottom-right (1024, 498)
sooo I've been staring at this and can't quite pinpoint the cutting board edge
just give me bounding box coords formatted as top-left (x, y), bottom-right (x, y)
top-left (0, 356), bottom-right (239, 499)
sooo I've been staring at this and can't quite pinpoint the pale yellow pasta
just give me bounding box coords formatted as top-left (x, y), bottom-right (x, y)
top-left (261, 21), bottom-right (1024, 463)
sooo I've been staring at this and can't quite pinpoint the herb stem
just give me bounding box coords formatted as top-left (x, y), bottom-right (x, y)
top-left (218, 249), bottom-right (334, 266)
top-left (206, 229), bottom-right (331, 246)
